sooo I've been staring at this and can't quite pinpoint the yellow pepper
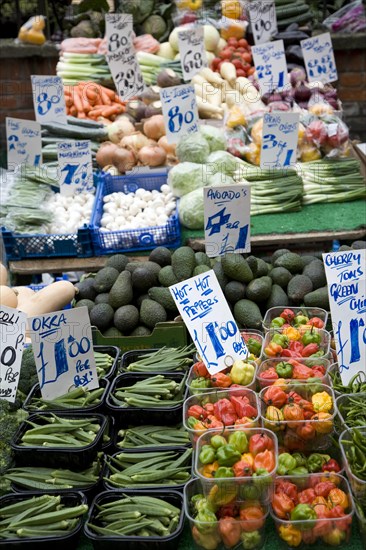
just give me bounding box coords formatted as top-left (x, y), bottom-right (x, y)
top-left (265, 406), bottom-right (284, 432)
top-left (241, 453), bottom-right (254, 468)
top-left (202, 461), bottom-right (219, 478)
top-left (328, 488), bottom-right (348, 510)
top-left (312, 392), bottom-right (333, 413)
top-left (312, 412), bottom-right (333, 434)
top-left (279, 524), bottom-right (302, 547)
top-left (208, 483), bottom-right (237, 506)
top-left (297, 324), bottom-right (314, 336)
top-left (273, 378), bottom-right (288, 390)
top-left (177, 0), bottom-right (202, 9)
top-left (282, 327), bottom-right (301, 341)
top-left (226, 106), bottom-right (246, 128)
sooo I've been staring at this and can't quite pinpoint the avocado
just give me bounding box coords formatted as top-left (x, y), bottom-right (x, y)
top-left (75, 278), bottom-right (97, 301)
top-left (90, 303), bottom-right (114, 331)
top-left (212, 261), bottom-right (229, 290)
top-left (271, 248), bottom-right (291, 265)
top-left (140, 299), bottom-right (167, 329)
top-left (234, 299), bottom-right (263, 330)
top-left (287, 275), bottom-right (313, 304)
top-left (274, 252), bottom-right (304, 274)
top-left (351, 240), bottom-right (366, 249)
top-left (246, 256), bottom-right (258, 277)
top-left (74, 299), bottom-right (94, 313)
top-left (148, 287), bottom-right (178, 312)
top-left (193, 265), bottom-right (211, 276)
top-left (195, 251), bottom-right (211, 267)
top-left (301, 255), bottom-right (320, 267)
top-left (256, 258), bottom-right (270, 277)
top-left (126, 261), bottom-right (161, 276)
top-left (95, 293), bottom-right (110, 305)
top-left (224, 281), bottom-right (246, 304)
top-left (149, 246), bottom-right (172, 266)
top-left (105, 254), bottom-right (129, 272)
top-left (269, 267), bottom-right (292, 288)
top-left (103, 327), bottom-right (123, 337)
top-left (246, 276), bottom-right (272, 302)
top-left (222, 253), bottom-right (253, 283)
top-left (266, 284), bottom-right (289, 309)
top-left (132, 266), bottom-right (158, 293)
top-left (171, 246), bottom-right (196, 281)
top-left (338, 245), bottom-right (352, 251)
top-left (93, 267), bottom-right (119, 293)
top-left (114, 305), bottom-right (139, 333)
top-left (130, 326), bottom-right (152, 336)
top-left (109, 271), bottom-right (133, 309)
top-left (302, 260), bottom-right (327, 290)
top-left (158, 265), bottom-right (179, 287)
top-left (136, 294), bottom-right (149, 308)
top-left (304, 286), bottom-right (330, 310)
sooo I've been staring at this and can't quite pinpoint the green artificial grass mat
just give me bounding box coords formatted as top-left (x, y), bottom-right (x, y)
top-left (181, 200), bottom-right (366, 241)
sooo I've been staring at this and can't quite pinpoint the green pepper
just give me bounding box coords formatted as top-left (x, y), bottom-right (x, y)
top-left (191, 494), bottom-right (215, 514)
top-left (294, 314), bottom-right (309, 326)
top-left (277, 453), bottom-right (297, 475)
top-left (306, 377), bottom-right (323, 393)
top-left (289, 466), bottom-right (308, 476)
top-left (310, 350), bottom-right (324, 358)
top-left (191, 378), bottom-right (211, 391)
top-left (187, 416), bottom-right (201, 429)
top-left (210, 435), bottom-right (227, 449)
top-left (270, 317), bottom-right (286, 329)
top-left (241, 530), bottom-right (262, 550)
top-left (228, 431), bottom-right (248, 453)
top-left (307, 453), bottom-right (331, 473)
top-left (246, 337), bottom-right (262, 357)
top-left (216, 444), bottom-right (242, 467)
top-left (272, 333), bottom-right (289, 348)
top-left (252, 468), bottom-right (272, 497)
top-left (302, 330), bottom-right (321, 346)
top-left (214, 466), bottom-right (234, 478)
top-left (240, 484), bottom-right (261, 501)
top-left (196, 509), bottom-right (218, 534)
top-left (199, 445), bottom-right (216, 465)
top-left (275, 361), bottom-right (293, 379)
top-left (292, 453), bottom-right (307, 468)
top-left (290, 503), bottom-right (317, 530)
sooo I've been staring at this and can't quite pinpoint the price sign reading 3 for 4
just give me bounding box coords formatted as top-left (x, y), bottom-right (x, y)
top-left (252, 39), bottom-right (288, 95)
top-left (160, 84), bottom-right (199, 143)
top-left (301, 32), bottom-right (337, 85)
top-left (260, 112), bottom-right (299, 169)
top-left (31, 75), bottom-right (67, 124)
top-left (178, 25), bottom-right (207, 81)
top-left (6, 118), bottom-right (42, 170)
top-left (170, 271), bottom-right (248, 375)
top-left (248, 1), bottom-right (277, 45)
top-left (57, 140), bottom-right (93, 196)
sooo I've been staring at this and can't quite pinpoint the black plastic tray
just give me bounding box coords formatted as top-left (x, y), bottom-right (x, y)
top-left (119, 348), bottom-right (193, 373)
top-left (105, 372), bottom-right (188, 428)
top-left (11, 412), bottom-right (107, 470)
top-left (84, 488), bottom-right (185, 550)
top-left (113, 424), bottom-right (191, 452)
top-left (0, 491), bottom-right (86, 549)
top-left (93, 345), bottom-right (121, 380)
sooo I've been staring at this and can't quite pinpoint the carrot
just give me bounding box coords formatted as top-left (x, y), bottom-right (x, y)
top-left (69, 105), bottom-right (78, 117)
top-left (87, 106), bottom-right (105, 118)
top-left (102, 87), bottom-right (116, 100)
top-left (85, 85), bottom-right (99, 103)
top-left (73, 88), bottom-right (84, 114)
top-left (101, 88), bottom-right (112, 105)
top-left (101, 104), bottom-right (124, 118)
top-left (65, 96), bottom-right (73, 108)
top-left (64, 87), bottom-right (72, 96)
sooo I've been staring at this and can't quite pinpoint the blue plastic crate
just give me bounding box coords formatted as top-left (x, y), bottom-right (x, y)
top-left (90, 171), bottom-right (181, 255)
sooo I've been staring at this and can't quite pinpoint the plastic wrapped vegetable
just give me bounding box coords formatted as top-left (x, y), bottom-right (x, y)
top-left (168, 162), bottom-right (206, 197)
top-left (176, 133), bottom-right (210, 163)
top-left (200, 125), bottom-right (227, 152)
top-left (207, 150), bottom-right (241, 176)
top-left (179, 188), bottom-right (205, 229)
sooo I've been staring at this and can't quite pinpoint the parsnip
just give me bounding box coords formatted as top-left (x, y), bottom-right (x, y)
top-left (220, 62), bottom-right (237, 88)
top-left (199, 67), bottom-right (225, 86)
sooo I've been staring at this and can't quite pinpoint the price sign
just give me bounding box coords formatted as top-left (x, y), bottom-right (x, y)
top-left (31, 75), bottom-right (66, 124)
top-left (160, 84), bottom-right (199, 144)
top-left (260, 112), bottom-right (299, 169)
top-left (0, 306), bottom-right (27, 403)
top-left (169, 271), bottom-right (248, 375)
top-left (6, 118), bottom-right (42, 170)
top-left (301, 32), bottom-right (337, 84)
top-left (252, 39), bottom-right (288, 94)
top-left (247, 1), bottom-right (277, 45)
top-left (57, 140), bottom-right (93, 196)
top-left (105, 14), bottom-right (144, 101)
top-left (323, 250), bottom-right (366, 384)
top-left (178, 25), bottom-right (207, 81)
top-left (29, 306), bottom-right (98, 400)
top-left (204, 185), bottom-right (251, 257)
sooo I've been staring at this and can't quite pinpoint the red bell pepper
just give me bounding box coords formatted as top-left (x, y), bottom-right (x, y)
top-left (249, 433), bottom-right (274, 455)
top-left (231, 395), bottom-right (257, 419)
top-left (302, 343), bottom-right (320, 357)
top-left (280, 308), bottom-right (296, 322)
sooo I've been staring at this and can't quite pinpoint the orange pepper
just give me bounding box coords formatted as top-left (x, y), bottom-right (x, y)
top-left (312, 496), bottom-right (329, 508)
top-left (328, 488), bottom-right (348, 509)
top-left (239, 502), bottom-right (265, 531)
top-left (210, 372), bottom-right (232, 388)
top-left (202, 461), bottom-right (219, 478)
top-left (264, 342), bottom-right (283, 357)
top-left (282, 326), bottom-right (301, 341)
top-left (253, 449), bottom-right (275, 473)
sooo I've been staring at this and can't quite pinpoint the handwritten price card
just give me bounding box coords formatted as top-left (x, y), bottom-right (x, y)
top-left (160, 84), bottom-right (199, 144)
top-left (31, 75), bottom-right (66, 124)
top-left (252, 39), bottom-right (288, 95)
top-left (323, 249), bottom-right (366, 384)
top-left (204, 185), bottom-right (251, 257)
top-left (169, 271), bottom-right (248, 374)
top-left (260, 112), bottom-right (299, 169)
top-left (105, 14), bottom-right (144, 101)
top-left (57, 140), bottom-right (93, 196)
top-left (248, 1), bottom-right (277, 45)
top-left (29, 306), bottom-right (98, 400)
top-left (6, 118), bottom-right (42, 170)
top-left (301, 32), bottom-right (337, 85)
top-left (0, 306), bottom-right (27, 403)
top-left (178, 25), bottom-right (207, 81)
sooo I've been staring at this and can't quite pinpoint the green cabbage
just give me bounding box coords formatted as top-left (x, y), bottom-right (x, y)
top-left (179, 188), bottom-right (204, 229)
top-left (207, 151), bottom-right (241, 177)
top-left (200, 125), bottom-right (226, 152)
top-left (168, 162), bottom-right (205, 197)
top-left (207, 173), bottom-right (236, 186)
top-left (176, 133), bottom-right (210, 164)
top-left (116, 0), bottom-right (154, 24)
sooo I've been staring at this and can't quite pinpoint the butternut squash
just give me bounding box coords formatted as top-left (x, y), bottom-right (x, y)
top-left (17, 281), bottom-right (77, 317)
top-left (0, 263), bottom-right (7, 286)
top-left (13, 286), bottom-right (35, 308)
top-left (0, 285), bottom-right (18, 308)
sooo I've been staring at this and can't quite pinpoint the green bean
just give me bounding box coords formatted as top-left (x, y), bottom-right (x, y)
top-left (111, 373), bottom-right (187, 408)
top-left (126, 345), bottom-right (195, 373)
top-left (117, 425), bottom-right (190, 449)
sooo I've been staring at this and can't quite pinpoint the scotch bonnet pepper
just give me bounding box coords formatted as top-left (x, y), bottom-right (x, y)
top-left (241, 530), bottom-right (262, 549)
top-left (275, 362), bottom-right (293, 379)
top-left (290, 503), bottom-right (317, 530)
top-left (229, 360), bottom-right (255, 385)
top-left (216, 444), bottom-right (241, 467)
top-left (278, 453), bottom-right (297, 475)
top-left (228, 431), bottom-right (248, 453)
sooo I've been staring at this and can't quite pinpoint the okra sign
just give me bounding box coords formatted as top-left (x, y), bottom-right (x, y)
top-left (323, 249), bottom-right (366, 384)
top-left (29, 306), bottom-right (98, 400)
top-left (0, 306), bottom-right (27, 403)
top-left (169, 271), bottom-right (248, 374)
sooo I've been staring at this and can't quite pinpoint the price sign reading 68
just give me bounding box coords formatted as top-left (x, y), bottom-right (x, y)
top-left (160, 84), bottom-right (199, 144)
top-left (178, 26), bottom-right (207, 81)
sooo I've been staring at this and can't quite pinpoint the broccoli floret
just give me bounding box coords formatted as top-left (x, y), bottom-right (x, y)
top-left (17, 346), bottom-right (38, 397)
top-left (0, 442), bottom-right (13, 476)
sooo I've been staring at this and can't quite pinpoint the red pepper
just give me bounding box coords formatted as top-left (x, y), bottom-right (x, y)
top-left (302, 529), bottom-right (317, 545)
top-left (312, 504), bottom-right (332, 537)
top-left (328, 505), bottom-right (352, 531)
top-left (302, 343), bottom-right (320, 357)
top-left (289, 341), bottom-right (304, 354)
top-left (231, 395), bottom-right (257, 418)
top-left (204, 402), bottom-right (215, 415)
top-left (211, 372), bottom-right (232, 387)
top-left (260, 367), bottom-right (279, 380)
top-left (249, 433), bottom-right (274, 455)
top-left (298, 488), bottom-right (315, 505)
top-left (233, 460), bottom-right (253, 477)
top-left (308, 317), bottom-right (324, 328)
top-left (263, 386), bottom-right (287, 408)
top-left (281, 349), bottom-right (293, 357)
top-left (272, 493), bottom-right (294, 518)
top-left (193, 361), bottom-right (210, 378)
top-left (312, 365), bottom-right (326, 377)
top-left (229, 385), bottom-right (250, 396)
top-left (292, 363), bottom-right (313, 379)
top-left (217, 502), bottom-right (239, 518)
top-left (314, 481), bottom-right (336, 498)
top-left (187, 405), bottom-right (207, 420)
top-left (322, 459), bottom-right (341, 473)
top-left (276, 480), bottom-right (298, 503)
top-left (205, 415), bottom-right (224, 429)
top-left (280, 308), bottom-right (296, 322)
top-left (213, 399), bottom-right (237, 425)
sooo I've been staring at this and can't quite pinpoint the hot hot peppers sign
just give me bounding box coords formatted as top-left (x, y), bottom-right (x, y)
top-left (323, 249), bottom-right (366, 384)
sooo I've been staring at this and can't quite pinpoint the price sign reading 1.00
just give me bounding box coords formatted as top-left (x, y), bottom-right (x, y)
top-left (160, 84), bottom-right (199, 144)
top-left (178, 26), bottom-right (207, 81)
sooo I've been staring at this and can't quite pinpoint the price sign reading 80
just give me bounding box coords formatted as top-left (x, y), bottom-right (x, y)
top-left (161, 85), bottom-right (199, 143)
top-left (178, 26), bottom-right (207, 81)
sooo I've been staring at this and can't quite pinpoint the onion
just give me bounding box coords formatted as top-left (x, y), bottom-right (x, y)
top-left (121, 132), bottom-right (152, 152)
top-left (143, 114), bottom-right (166, 140)
top-left (96, 141), bottom-right (119, 167)
top-left (138, 145), bottom-right (166, 167)
top-left (107, 116), bottom-right (135, 144)
top-left (290, 67), bottom-right (306, 87)
top-left (158, 135), bottom-right (176, 155)
top-left (103, 164), bottom-right (120, 176)
top-left (294, 84), bottom-right (311, 102)
top-left (112, 147), bottom-right (136, 173)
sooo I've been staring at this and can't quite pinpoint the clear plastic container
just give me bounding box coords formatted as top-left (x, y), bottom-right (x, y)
top-left (262, 328), bottom-right (331, 360)
top-left (186, 360), bottom-right (257, 396)
top-left (271, 473), bottom-right (354, 548)
top-left (336, 393), bottom-right (366, 430)
top-left (354, 497), bottom-right (366, 547)
top-left (259, 383), bottom-right (336, 452)
top-left (183, 387), bottom-right (260, 445)
top-left (194, 426), bottom-right (278, 502)
top-left (276, 446), bottom-right (344, 476)
top-left (256, 357), bottom-right (331, 390)
top-left (340, 426), bottom-right (366, 501)
top-left (262, 307), bottom-right (328, 332)
top-left (184, 478), bottom-right (268, 550)
top-left (328, 363), bottom-right (366, 398)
